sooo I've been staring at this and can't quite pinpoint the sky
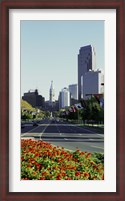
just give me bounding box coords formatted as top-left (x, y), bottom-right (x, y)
top-left (21, 20), bottom-right (104, 101)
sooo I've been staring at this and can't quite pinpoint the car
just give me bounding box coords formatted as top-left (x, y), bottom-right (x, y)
top-left (33, 122), bottom-right (38, 126)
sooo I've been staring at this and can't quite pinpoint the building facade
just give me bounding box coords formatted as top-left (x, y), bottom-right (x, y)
top-left (69, 84), bottom-right (78, 100)
top-left (78, 45), bottom-right (96, 100)
top-left (83, 70), bottom-right (104, 99)
top-left (59, 88), bottom-right (70, 109)
top-left (22, 89), bottom-right (45, 108)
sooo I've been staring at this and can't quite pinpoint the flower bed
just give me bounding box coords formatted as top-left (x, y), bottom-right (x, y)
top-left (21, 139), bottom-right (104, 180)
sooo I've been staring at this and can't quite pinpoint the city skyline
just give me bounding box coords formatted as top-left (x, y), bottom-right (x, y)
top-left (21, 20), bottom-right (104, 100)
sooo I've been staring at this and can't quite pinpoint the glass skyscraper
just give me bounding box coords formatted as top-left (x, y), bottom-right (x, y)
top-left (78, 45), bottom-right (96, 100)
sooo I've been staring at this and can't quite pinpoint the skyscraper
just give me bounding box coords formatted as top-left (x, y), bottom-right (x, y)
top-left (58, 87), bottom-right (70, 109)
top-left (69, 84), bottom-right (78, 100)
top-left (49, 81), bottom-right (55, 106)
top-left (78, 45), bottom-right (96, 100)
top-left (83, 70), bottom-right (104, 99)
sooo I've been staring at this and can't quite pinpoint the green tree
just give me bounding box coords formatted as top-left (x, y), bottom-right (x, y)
top-left (44, 111), bottom-right (51, 118)
top-left (82, 97), bottom-right (104, 124)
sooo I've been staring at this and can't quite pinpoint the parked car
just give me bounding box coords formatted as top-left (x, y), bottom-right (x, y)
top-left (33, 122), bottom-right (38, 126)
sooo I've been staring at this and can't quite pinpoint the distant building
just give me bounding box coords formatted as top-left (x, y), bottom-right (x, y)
top-left (69, 84), bottom-right (78, 100)
top-left (83, 70), bottom-right (104, 99)
top-left (45, 100), bottom-right (59, 111)
top-left (78, 45), bottom-right (96, 100)
top-left (59, 87), bottom-right (70, 109)
top-left (22, 89), bottom-right (45, 108)
top-left (49, 81), bottom-right (55, 107)
top-left (58, 91), bottom-right (62, 109)
top-left (54, 100), bottom-right (59, 111)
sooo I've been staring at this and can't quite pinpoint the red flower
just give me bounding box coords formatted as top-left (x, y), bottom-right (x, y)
top-left (93, 165), bottom-right (97, 169)
top-left (21, 139), bottom-right (104, 180)
top-left (42, 172), bottom-right (47, 176)
top-left (57, 158), bottom-right (62, 163)
top-left (75, 171), bottom-right (81, 176)
top-left (21, 157), bottom-right (24, 161)
top-left (80, 152), bottom-right (84, 156)
top-left (85, 153), bottom-right (91, 158)
top-left (56, 174), bottom-right (61, 180)
top-left (84, 172), bottom-right (89, 177)
top-left (36, 164), bottom-right (41, 170)
top-left (72, 166), bottom-right (76, 170)
top-left (40, 177), bottom-right (45, 180)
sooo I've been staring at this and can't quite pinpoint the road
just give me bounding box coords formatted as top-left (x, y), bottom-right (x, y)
top-left (21, 119), bottom-right (104, 153)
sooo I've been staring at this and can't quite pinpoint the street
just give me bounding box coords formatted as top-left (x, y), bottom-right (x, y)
top-left (21, 119), bottom-right (104, 153)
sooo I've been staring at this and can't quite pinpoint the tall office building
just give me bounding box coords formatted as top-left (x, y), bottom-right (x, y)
top-left (49, 81), bottom-right (55, 106)
top-left (69, 84), bottom-right (78, 100)
top-left (58, 88), bottom-right (70, 109)
top-left (78, 45), bottom-right (96, 100)
top-left (83, 70), bottom-right (104, 99)
top-left (58, 91), bottom-right (62, 109)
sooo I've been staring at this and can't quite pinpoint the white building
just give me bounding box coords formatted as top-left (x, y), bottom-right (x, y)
top-left (59, 88), bottom-right (70, 109)
top-left (69, 84), bottom-right (78, 100)
top-left (83, 70), bottom-right (104, 99)
top-left (78, 45), bottom-right (96, 100)
top-left (49, 81), bottom-right (55, 106)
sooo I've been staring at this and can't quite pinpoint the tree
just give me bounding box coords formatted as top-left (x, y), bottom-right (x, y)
top-left (81, 97), bottom-right (104, 124)
top-left (44, 111), bottom-right (51, 118)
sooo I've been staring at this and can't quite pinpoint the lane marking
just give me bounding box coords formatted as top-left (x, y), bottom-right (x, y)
top-left (40, 124), bottom-right (50, 140)
top-left (97, 134), bottom-right (104, 137)
top-left (21, 126), bottom-right (41, 136)
top-left (64, 138), bottom-right (68, 140)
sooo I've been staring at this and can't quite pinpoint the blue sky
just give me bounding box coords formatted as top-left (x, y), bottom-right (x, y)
top-left (21, 20), bottom-right (104, 101)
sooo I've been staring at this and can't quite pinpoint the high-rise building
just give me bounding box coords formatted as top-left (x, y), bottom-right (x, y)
top-left (58, 91), bottom-right (62, 109)
top-left (49, 81), bottom-right (55, 106)
top-left (78, 45), bottom-right (96, 100)
top-left (58, 87), bottom-right (70, 109)
top-left (83, 70), bottom-right (104, 99)
top-left (69, 84), bottom-right (78, 100)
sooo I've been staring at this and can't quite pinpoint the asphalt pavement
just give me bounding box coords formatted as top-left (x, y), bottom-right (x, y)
top-left (21, 119), bottom-right (104, 153)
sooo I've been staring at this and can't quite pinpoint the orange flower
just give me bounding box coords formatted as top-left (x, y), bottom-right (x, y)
top-left (93, 165), bottom-right (97, 169)
top-left (84, 172), bottom-right (89, 177)
top-left (75, 171), bottom-right (81, 176)
top-left (66, 177), bottom-right (72, 180)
